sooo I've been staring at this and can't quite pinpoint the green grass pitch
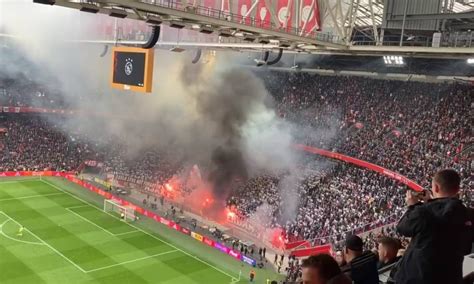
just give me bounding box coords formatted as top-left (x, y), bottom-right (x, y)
top-left (0, 177), bottom-right (282, 284)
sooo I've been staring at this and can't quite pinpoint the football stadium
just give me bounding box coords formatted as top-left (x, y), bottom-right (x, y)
top-left (0, 0), bottom-right (473, 283)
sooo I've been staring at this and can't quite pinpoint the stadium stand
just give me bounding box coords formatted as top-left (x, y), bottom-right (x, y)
top-left (1, 71), bottom-right (472, 283)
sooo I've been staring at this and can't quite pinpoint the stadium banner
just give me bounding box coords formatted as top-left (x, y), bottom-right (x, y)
top-left (93, 177), bottom-right (111, 188)
top-left (284, 239), bottom-right (310, 250)
top-left (169, 221), bottom-right (181, 232)
top-left (85, 160), bottom-right (103, 168)
top-left (299, 0), bottom-right (321, 34)
top-left (277, 0), bottom-right (292, 30)
top-left (290, 244), bottom-right (332, 258)
top-left (203, 237), bottom-right (215, 247)
top-left (257, 0), bottom-right (271, 28)
top-left (242, 255), bottom-right (257, 267)
top-left (228, 249), bottom-right (242, 260)
top-left (180, 227), bottom-right (191, 235)
top-left (159, 218), bottom-right (171, 226)
top-left (237, 0), bottom-right (253, 25)
top-left (294, 144), bottom-right (423, 192)
top-left (191, 232), bottom-right (204, 242)
top-left (152, 214), bottom-right (162, 223)
top-left (142, 210), bottom-right (155, 219)
top-left (214, 242), bottom-right (230, 254)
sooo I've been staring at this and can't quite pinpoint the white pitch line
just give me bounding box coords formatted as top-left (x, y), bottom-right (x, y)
top-left (65, 205), bottom-right (90, 210)
top-left (41, 179), bottom-right (239, 282)
top-left (0, 219), bottom-right (44, 246)
top-left (66, 208), bottom-right (116, 236)
top-left (0, 192), bottom-right (65, 202)
top-left (66, 207), bottom-right (138, 237)
top-left (0, 179), bottom-right (41, 184)
top-left (84, 249), bottom-right (178, 273)
top-left (0, 211), bottom-right (87, 273)
top-left (113, 230), bottom-right (140, 236)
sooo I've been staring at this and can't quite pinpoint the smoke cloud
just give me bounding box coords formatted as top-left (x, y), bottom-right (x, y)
top-left (0, 0), bottom-right (339, 223)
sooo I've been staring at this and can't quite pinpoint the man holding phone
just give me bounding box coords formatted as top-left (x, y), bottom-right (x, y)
top-left (395, 169), bottom-right (473, 284)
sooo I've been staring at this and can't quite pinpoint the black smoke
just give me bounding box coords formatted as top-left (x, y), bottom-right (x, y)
top-left (208, 146), bottom-right (247, 200)
top-left (190, 68), bottom-right (271, 201)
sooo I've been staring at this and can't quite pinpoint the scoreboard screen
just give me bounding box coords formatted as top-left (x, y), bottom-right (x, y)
top-left (110, 46), bottom-right (154, 93)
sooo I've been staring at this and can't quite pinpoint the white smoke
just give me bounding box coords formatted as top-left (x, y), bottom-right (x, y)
top-left (0, 0), bottom-right (340, 223)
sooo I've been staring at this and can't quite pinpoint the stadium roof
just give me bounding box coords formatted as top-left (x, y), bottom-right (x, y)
top-left (6, 0), bottom-right (474, 58)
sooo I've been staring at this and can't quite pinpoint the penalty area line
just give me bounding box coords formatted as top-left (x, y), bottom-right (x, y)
top-left (66, 207), bottom-right (138, 237)
top-left (0, 192), bottom-right (65, 202)
top-left (40, 179), bottom-right (240, 282)
top-left (0, 219), bottom-right (44, 246)
top-left (84, 249), bottom-right (178, 273)
top-left (0, 179), bottom-right (41, 184)
top-left (0, 211), bottom-right (87, 273)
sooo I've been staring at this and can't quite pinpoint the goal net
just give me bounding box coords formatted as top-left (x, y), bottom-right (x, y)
top-left (103, 199), bottom-right (136, 222)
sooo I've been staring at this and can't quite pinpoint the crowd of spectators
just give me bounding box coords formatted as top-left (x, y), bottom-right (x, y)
top-left (0, 115), bottom-right (92, 172)
top-left (0, 77), bottom-right (68, 109)
top-left (0, 72), bottom-right (472, 283)
top-left (260, 71), bottom-right (472, 202)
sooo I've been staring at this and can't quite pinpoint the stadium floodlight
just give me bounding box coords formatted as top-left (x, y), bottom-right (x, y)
top-left (33, 0), bottom-right (55, 5)
top-left (170, 46), bottom-right (186, 52)
top-left (279, 41), bottom-right (291, 48)
top-left (199, 26), bottom-right (214, 34)
top-left (243, 34), bottom-right (257, 42)
top-left (467, 58), bottom-right (474, 64)
top-left (258, 37), bottom-right (271, 44)
top-left (79, 3), bottom-right (99, 13)
top-left (109, 8), bottom-right (127, 18)
top-left (169, 21), bottom-right (185, 29)
top-left (218, 30), bottom-right (232, 37)
top-left (146, 16), bottom-right (162, 25)
top-left (383, 55), bottom-right (405, 67)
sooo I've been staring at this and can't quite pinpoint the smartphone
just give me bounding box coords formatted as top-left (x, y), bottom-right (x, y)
top-left (411, 190), bottom-right (431, 199)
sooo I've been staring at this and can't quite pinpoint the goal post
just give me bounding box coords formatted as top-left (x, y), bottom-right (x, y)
top-left (103, 199), bottom-right (136, 222)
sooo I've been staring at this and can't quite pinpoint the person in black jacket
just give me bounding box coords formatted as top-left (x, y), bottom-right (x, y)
top-left (340, 235), bottom-right (379, 284)
top-left (377, 236), bottom-right (401, 269)
top-left (395, 169), bottom-right (473, 284)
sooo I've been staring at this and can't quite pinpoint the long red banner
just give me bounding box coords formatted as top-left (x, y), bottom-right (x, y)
top-left (295, 144), bottom-right (423, 192)
top-left (290, 244), bottom-right (331, 258)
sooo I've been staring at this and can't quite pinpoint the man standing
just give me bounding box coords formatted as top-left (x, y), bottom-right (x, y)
top-left (340, 235), bottom-right (379, 284)
top-left (249, 269), bottom-right (256, 283)
top-left (17, 225), bottom-right (24, 237)
top-left (377, 237), bottom-right (401, 269)
top-left (395, 169), bottom-right (473, 284)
